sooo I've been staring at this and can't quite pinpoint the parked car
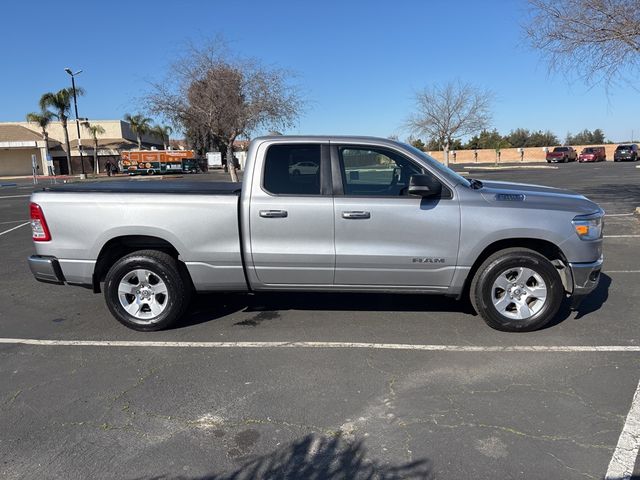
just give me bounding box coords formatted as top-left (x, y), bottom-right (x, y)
top-left (578, 146), bottom-right (606, 162)
top-left (28, 136), bottom-right (604, 333)
top-left (289, 161), bottom-right (319, 175)
top-left (546, 146), bottom-right (578, 163)
top-left (613, 144), bottom-right (639, 162)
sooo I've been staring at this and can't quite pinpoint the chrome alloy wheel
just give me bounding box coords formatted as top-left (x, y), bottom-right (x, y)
top-left (118, 269), bottom-right (168, 322)
top-left (491, 267), bottom-right (547, 320)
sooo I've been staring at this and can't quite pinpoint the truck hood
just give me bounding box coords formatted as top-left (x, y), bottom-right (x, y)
top-left (478, 180), bottom-right (602, 215)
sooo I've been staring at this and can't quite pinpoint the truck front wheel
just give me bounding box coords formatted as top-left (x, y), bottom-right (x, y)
top-left (470, 248), bottom-right (564, 332)
top-left (104, 250), bottom-right (191, 331)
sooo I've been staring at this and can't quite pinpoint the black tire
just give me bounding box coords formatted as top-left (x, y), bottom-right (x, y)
top-left (470, 248), bottom-right (564, 332)
top-left (104, 250), bottom-right (191, 331)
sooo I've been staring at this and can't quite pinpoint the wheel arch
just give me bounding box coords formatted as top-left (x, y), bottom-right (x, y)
top-left (464, 238), bottom-right (571, 295)
top-left (92, 235), bottom-right (185, 293)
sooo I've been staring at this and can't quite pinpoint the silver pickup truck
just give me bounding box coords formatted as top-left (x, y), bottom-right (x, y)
top-left (28, 136), bottom-right (604, 332)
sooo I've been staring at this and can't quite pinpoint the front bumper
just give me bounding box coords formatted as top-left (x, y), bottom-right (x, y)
top-left (568, 256), bottom-right (603, 308)
top-left (569, 256), bottom-right (603, 294)
top-left (28, 255), bottom-right (65, 284)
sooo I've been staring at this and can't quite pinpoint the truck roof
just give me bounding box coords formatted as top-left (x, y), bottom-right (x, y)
top-left (252, 135), bottom-right (409, 148)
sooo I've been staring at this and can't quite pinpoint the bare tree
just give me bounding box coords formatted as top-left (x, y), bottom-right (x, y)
top-left (525, 0), bottom-right (640, 87)
top-left (405, 81), bottom-right (493, 166)
top-left (144, 40), bottom-right (304, 181)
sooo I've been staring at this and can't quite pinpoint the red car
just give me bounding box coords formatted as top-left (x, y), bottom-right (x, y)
top-left (578, 146), bottom-right (606, 162)
top-left (546, 146), bottom-right (577, 163)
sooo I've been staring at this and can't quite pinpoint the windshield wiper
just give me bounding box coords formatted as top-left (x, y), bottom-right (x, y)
top-left (468, 178), bottom-right (484, 190)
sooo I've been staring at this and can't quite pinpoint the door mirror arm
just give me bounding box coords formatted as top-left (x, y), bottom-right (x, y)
top-left (407, 174), bottom-right (442, 197)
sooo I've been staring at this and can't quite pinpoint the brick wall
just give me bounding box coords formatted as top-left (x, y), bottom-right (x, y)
top-left (426, 144), bottom-right (618, 164)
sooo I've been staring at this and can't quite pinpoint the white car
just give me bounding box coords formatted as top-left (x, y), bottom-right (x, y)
top-left (289, 161), bottom-right (319, 175)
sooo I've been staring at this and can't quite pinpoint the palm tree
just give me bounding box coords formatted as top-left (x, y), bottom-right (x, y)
top-left (152, 124), bottom-right (172, 149)
top-left (124, 113), bottom-right (152, 149)
top-left (26, 111), bottom-right (54, 169)
top-left (39, 88), bottom-right (84, 175)
top-left (84, 123), bottom-right (106, 174)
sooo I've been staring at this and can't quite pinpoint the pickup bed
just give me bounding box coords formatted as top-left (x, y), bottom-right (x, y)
top-left (29, 136), bottom-right (604, 332)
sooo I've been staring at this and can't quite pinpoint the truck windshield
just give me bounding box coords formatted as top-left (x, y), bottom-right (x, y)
top-left (404, 144), bottom-right (471, 188)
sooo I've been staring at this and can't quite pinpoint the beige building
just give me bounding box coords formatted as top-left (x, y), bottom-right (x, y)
top-left (0, 125), bottom-right (49, 176)
top-left (0, 120), bottom-right (163, 176)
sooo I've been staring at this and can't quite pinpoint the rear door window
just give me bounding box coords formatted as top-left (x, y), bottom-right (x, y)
top-left (263, 144), bottom-right (321, 195)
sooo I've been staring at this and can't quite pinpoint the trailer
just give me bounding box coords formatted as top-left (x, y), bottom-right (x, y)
top-left (121, 150), bottom-right (196, 175)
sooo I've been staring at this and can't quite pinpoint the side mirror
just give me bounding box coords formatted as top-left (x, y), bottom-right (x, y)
top-left (408, 174), bottom-right (442, 197)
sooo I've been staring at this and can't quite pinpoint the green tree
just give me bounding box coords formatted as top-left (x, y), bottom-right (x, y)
top-left (153, 124), bottom-right (173, 150)
top-left (465, 129), bottom-right (507, 150)
top-left (124, 113), bottom-right (152, 149)
top-left (26, 111), bottom-right (54, 161)
top-left (39, 87), bottom-right (84, 174)
top-left (506, 128), bottom-right (532, 148)
top-left (566, 128), bottom-right (606, 145)
top-left (84, 123), bottom-right (106, 174)
top-left (412, 139), bottom-right (426, 150)
top-left (528, 130), bottom-right (559, 147)
top-left (426, 138), bottom-right (462, 151)
top-left (407, 137), bottom-right (426, 151)
top-left (592, 128), bottom-right (605, 144)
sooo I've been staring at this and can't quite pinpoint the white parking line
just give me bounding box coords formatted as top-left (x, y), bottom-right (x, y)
top-left (607, 213), bottom-right (636, 217)
top-left (605, 235), bottom-right (640, 238)
top-left (1, 338), bottom-right (640, 351)
top-left (0, 222), bottom-right (29, 237)
top-left (0, 219), bottom-right (28, 225)
top-left (0, 194), bottom-right (30, 199)
top-left (605, 378), bottom-right (640, 480)
top-left (607, 271), bottom-right (640, 274)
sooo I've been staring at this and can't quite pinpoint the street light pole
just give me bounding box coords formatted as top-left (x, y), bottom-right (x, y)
top-left (65, 68), bottom-right (86, 177)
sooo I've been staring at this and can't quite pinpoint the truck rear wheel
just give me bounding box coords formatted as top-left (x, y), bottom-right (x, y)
top-left (470, 248), bottom-right (564, 332)
top-left (104, 250), bottom-right (191, 331)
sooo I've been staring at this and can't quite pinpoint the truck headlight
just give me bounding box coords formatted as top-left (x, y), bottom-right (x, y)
top-left (572, 212), bottom-right (604, 240)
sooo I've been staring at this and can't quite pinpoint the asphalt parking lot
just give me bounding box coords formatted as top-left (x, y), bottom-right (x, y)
top-left (1, 162), bottom-right (639, 479)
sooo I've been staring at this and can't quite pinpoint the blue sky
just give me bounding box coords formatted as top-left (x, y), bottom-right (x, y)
top-left (2, 0), bottom-right (639, 142)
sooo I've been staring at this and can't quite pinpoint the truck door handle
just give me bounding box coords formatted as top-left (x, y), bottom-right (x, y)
top-left (259, 209), bottom-right (288, 218)
top-left (342, 211), bottom-right (371, 219)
